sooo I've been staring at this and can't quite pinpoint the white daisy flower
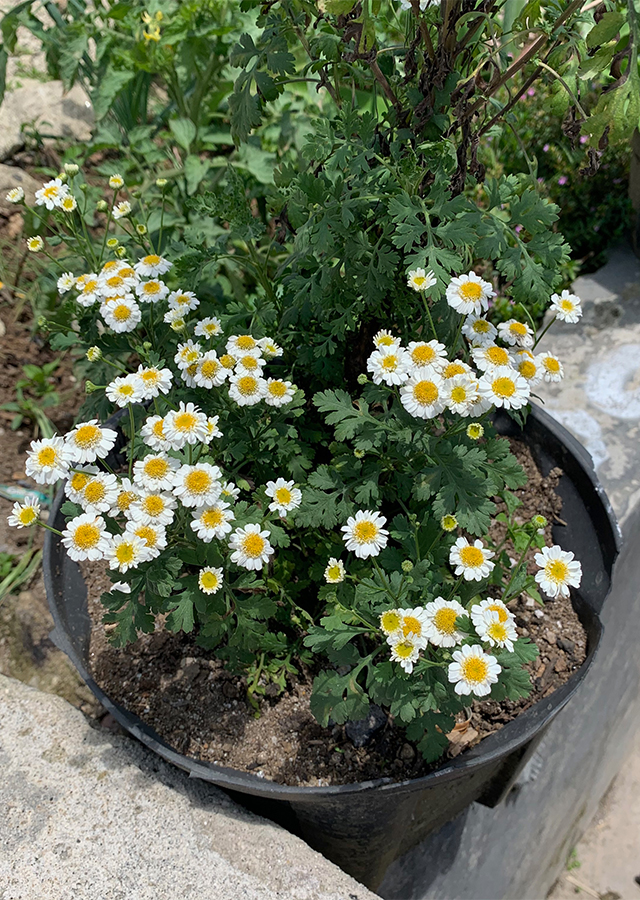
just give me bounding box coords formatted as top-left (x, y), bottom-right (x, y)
top-left (406, 340), bottom-right (447, 371)
top-left (367, 346), bottom-right (411, 386)
top-left (448, 644), bottom-right (501, 696)
top-left (442, 374), bottom-right (479, 416)
top-left (446, 271), bottom-right (495, 316)
top-left (76, 275), bottom-right (101, 307)
top-left (190, 502), bottom-right (235, 542)
top-left (395, 607), bottom-right (429, 649)
top-left (400, 372), bottom-right (446, 419)
top-left (534, 545), bottom-right (582, 599)
top-left (60, 195), bottom-right (77, 213)
top-left (470, 343), bottom-right (513, 371)
top-left (134, 254), bottom-right (172, 278)
top-left (140, 415), bottom-right (171, 452)
top-left (226, 334), bottom-right (261, 357)
top-left (198, 566), bottom-right (224, 595)
top-left (259, 337), bottom-right (283, 358)
top-left (133, 453), bottom-right (180, 492)
top-left (136, 279), bottom-right (169, 304)
top-left (264, 378), bottom-right (295, 407)
top-left (265, 478), bottom-right (302, 518)
top-left (163, 402), bottom-right (209, 448)
top-left (462, 315), bottom-right (497, 346)
top-left (234, 354), bottom-right (267, 377)
top-left (135, 365), bottom-right (173, 399)
top-left (64, 420), bottom-right (117, 464)
top-left (61, 513), bottom-right (109, 562)
top-left (388, 634), bottom-right (421, 674)
top-left (57, 272), bottom-right (75, 294)
top-left (106, 374), bottom-right (145, 407)
top-left (25, 436), bottom-right (72, 484)
top-left (407, 267), bottom-right (437, 293)
top-left (441, 360), bottom-right (473, 380)
top-left (379, 609), bottom-right (403, 637)
top-left (423, 597), bottom-right (467, 647)
top-left (173, 463), bottom-right (223, 508)
top-left (109, 477), bottom-right (139, 517)
top-left (229, 523), bottom-right (274, 570)
top-left (105, 533), bottom-right (153, 572)
top-left (129, 490), bottom-right (177, 526)
top-left (79, 471), bottom-right (119, 514)
top-left (124, 520), bottom-right (167, 560)
top-left (372, 329), bottom-right (401, 350)
top-left (510, 350), bottom-right (543, 386)
top-left (324, 558), bottom-right (346, 583)
top-left (6, 186), bottom-right (24, 203)
top-left (194, 316), bottom-right (223, 338)
top-left (220, 481), bottom-right (240, 501)
top-left (229, 373), bottom-right (267, 407)
top-left (7, 496), bottom-right (41, 529)
top-left (537, 352), bottom-right (564, 383)
top-left (109, 174), bottom-right (124, 189)
top-left (174, 340), bottom-right (202, 370)
top-left (497, 319), bottom-right (534, 349)
top-left (475, 610), bottom-right (517, 653)
top-left (112, 200), bottom-right (131, 220)
top-left (219, 353), bottom-right (237, 373)
top-left (341, 510), bottom-right (389, 559)
top-left (470, 597), bottom-right (514, 630)
top-left (450, 537), bottom-right (495, 581)
top-left (550, 289), bottom-right (582, 323)
top-left (99, 272), bottom-right (137, 297)
top-left (478, 366), bottom-right (530, 409)
top-left (27, 235), bottom-right (44, 252)
top-left (35, 178), bottom-right (68, 210)
top-left (101, 296), bottom-right (141, 333)
top-left (203, 416), bottom-right (222, 443)
top-left (168, 289), bottom-right (199, 312)
top-left (163, 308), bottom-right (186, 329)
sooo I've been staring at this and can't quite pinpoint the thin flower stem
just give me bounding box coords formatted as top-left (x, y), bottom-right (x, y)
top-left (423, 295), bottom-right (439, 341)
top-left (446, 573), bottom-right (464, 602)
top-left (533, 314), bottom-right (557, 350)
top-left (37, 520), bottom-right (63, 537)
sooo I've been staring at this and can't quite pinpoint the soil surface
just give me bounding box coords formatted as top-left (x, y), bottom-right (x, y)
top-left (84, 440), bottom-right (587, 787)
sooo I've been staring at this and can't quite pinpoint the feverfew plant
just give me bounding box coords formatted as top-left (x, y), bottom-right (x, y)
top-left (9, 160), bottom-right (585, 763)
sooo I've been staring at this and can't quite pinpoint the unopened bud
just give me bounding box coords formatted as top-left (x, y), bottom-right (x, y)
top-left (531, 514), bottom-right (547, 529)
top-left (466, 423), bottom-right (484, 440)
top-left (357, 373), bottom-right (368, 385)
top-left (440, 514), bottom-right (458, 532)
top-left (58, 172), bottom-right (68, 183)
top-left (107, 237), bottom-right (118, 248)
top-left (78, 183), bottom-right (88, 192)
top-left (354, 448), bottom-right (365, 459)
top-left (116, 245), bottom-right (127, 258)
top-left (96, 199), bottom-right (108, 211)
top-left (37, 315), bottom-right (48, 330)
top-left (156, 178), bottom-right (168, 188)
top-left (136, 223), bottom-right (147, 235)
top-left (142, 342), bottom-right (153, 351)
top-left (64, 163), bottom-right (79, 175)
top-left (401, 560), bottom-right (414, 573)
top-left (85, 381), bottom-right (100, 393)
top-left (86, 346), bottom-right (102, 362)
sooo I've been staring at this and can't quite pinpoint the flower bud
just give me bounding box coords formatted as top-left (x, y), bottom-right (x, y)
top-left (142, 342), bottom-right (153, 351)
top-left (136, 224), bottom-right (147, 235)
top-left (37, 315), bottom-right (48, 330)
top-left (357, 373), bottom-right (368, 385)
top-left (401, 560), bottom-right (414, 573)
top-left (156, 178), bottom-right (168, 188)
top-left (440, 514), bottom-right (458, 532)
top-left (57, 172), bottom-right (68, 183)
top-left (531, 514), bottom-right (547, 529)
top-left (64, 163), bottom-right (79, 175)
top-left (85, 381), bottom-right (101, 393)
top-left (116, 245), bottom-right (127, 258)
top-left (107, 237), bottom-right (119, 248)
top-left (79, 183), bottom-right (88, 192)
top-left (86, 346), bottom-right (102, 362)
top-left (466, 423), bottom-right (484, 440)
top-left (96, 199), bottom-right (108, 211)
top-left (354, 448), bottom-right (365, 459)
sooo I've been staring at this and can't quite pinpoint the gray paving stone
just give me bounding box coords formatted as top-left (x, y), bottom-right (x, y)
top-left (0, 674), bottom-right (376, 900)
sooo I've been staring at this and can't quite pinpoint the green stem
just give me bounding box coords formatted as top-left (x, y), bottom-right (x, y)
top-left (533, 314), bottom-right (557, 350)
top-left (423, 295), bottom-right (439, 341)
top-left (37, 520), bottom-right (63, 537)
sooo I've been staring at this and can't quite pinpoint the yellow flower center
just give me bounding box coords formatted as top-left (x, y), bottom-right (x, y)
top-left (380, 610), bottom-right (401, 634)
top-left (492, 376), bottom-right (516, 398)
top-left (143, 282), bottom-right (161, 295)
top-left (113, 303), bottom-right (132, 322)
top-left (19, 507), bottom-right (37, 525)
top-left (561, 299), bottom-right (574, 311)
top-left (545, 559), bottom-right (569, 582)
top-left (237, 376), bottom-right (258, 396)
top-left (202, 508), bottom-right (224, 528)
top-left (486, 346), bottom-right (510, 366)
top-left (473, 320), bottom-right (491, 333)
top-left (140, 370), bottom-right (159, 385)
top-left (102, 261), bottom-right (119, 272)
top-left (106, 276), bottom-right (125, 289)
top-left (275, 487), bottom-right (292, 505)
top-left (487, 603), bottom-right (508, 623)
top-left (117, 384), bottom-right (135, 398)
top-left (73, 425), bottom-right (102, 448)
top-left (268, 381), bottom-right (288, 397)
top-left (236, 335), bottom-right (257, 351)
top-left (174, 295), bottom-right (191, 306)
top-left (174, 412), bottom-right (197, 432)
top-left (509, 322), bottom-right (528, 335)
top-left (117, 490), bottom-right (136, 511)
top-left (37, 447), bottom-right (57, 467)
top-left (451, 386), bottom-right (467, 403)
top-left (74, 523), bottom-right (101, 549)
top-left (353, 520), bottom-right (378, 543)
top-left (433, 607), bottom-right (459, 634)
top-left (411, 345), bottom-right (436, 365)
top-left (152, 420), bottom-right (166, 438)
top-left (381, 355), bottom-right (399, 371)
top-left (115, 542), bottom-right (135, 564)
top-left (413, 276), bottom-right (426, 287)
top-left (487, 621), bottom-right (508, 642)
top-left (394, 640), bottom-right (415, 660)
top-left (200, 571), bottom-right (220, 591)
top-left (460, 656), bottom-right (489, 684)
top-left (134, 525), bottom-right (157, 547)
top-left (239, 355), bottom-right (258, 370)
top-left (220, 354), bottom-right (236, 369)
top-left (459, 282), bottom-right (483, 301)
top-left (144, 458), bottom-right (170, 479)
top-left (443, 362), bottom-right (466, 378)
top-left (242, 533), bottom-right (266, 557)
top-left (413, 381), bottom-right (438, 405)
top-left (402, 615), bottom-right (422, 637)
top-left (143, 255), bottom-right (161, 266)
top-left (70, 472), bottom-right (91, 492)
top-left (442, 515), bottom-right (457, 531)
top-left (84, 481), bottom-right (105, 504)
top-left (326, 564), bottom-right (342, 581)
top-left (377, 335), bottom-right (395, 346)
top-left (118, 267), bottom-right (135, 279)
top-left (459, 545), bottom-right (485, 567)
top-left (519, 360), bottom-right (537, 379)
top-left (43, 185), bottom-right (59, 198)
top-left (83, 280), bottom-right (98, 294)
top-left (544, 357), bottom-right (560, 373)
top-left (200, 359), bottom-right (219, 379)
top-left (62, 198), bottom-right (75, 210)
top-left (185, 470), bottom-right (212, 495)
top-left (142, 495), bottom-right (165, 516)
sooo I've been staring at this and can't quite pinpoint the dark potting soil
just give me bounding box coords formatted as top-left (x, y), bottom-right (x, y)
top-left (83, 439), bottom-right (586, 786)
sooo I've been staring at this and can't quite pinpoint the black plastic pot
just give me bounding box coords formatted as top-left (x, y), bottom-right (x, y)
top-left (43, 405), bottom-right (620, 891)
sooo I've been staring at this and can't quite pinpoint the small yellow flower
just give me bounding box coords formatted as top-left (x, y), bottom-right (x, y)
top-left (27, 235), bottom-right (44, 252)
top-left (466, 423), bottom-right (484, 440)
top-left (107, 237), bottom-right (119, 248)
top-left (441, 514), bottom-right (458, 532)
